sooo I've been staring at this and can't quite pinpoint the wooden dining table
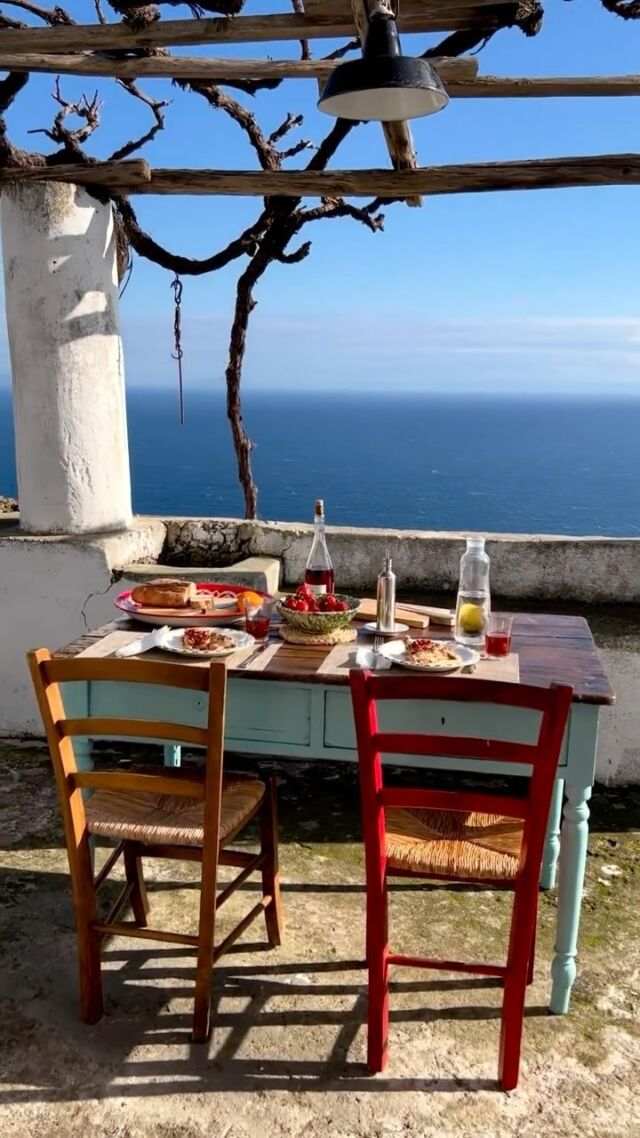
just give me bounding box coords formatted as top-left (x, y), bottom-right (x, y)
top-left (55, 610), bottom-right (614, 1017)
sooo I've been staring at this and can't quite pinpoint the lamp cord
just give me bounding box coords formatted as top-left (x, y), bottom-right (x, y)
top-left (368, 0), bottom-right (398, 17)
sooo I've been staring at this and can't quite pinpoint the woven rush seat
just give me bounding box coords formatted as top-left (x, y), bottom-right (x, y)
top-left (86, 775), bottom-right (265, 848)
top-left (385, 807), bottom-right (524, 881)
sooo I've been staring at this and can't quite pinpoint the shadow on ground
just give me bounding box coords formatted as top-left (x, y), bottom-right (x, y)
top-left (2, 745), bottom-right (640, 1138)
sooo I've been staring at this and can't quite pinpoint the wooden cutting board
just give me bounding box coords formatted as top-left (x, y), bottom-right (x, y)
top-left (401, 603), bottom-right (456, 628)
top-left (356, 598), bottom-right (430, 629)
top-left (130, 604), bottom-right (206, 618)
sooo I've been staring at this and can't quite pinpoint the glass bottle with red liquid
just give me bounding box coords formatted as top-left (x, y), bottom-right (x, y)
top-left (304, 499), bottom-right (335, 595)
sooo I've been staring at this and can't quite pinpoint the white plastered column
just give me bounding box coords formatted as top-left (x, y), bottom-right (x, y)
top-left (1, 180), bottom-right (132, 534)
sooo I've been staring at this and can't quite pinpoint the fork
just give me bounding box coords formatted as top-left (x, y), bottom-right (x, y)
top-left (372, 635), bottom-right (384, 668)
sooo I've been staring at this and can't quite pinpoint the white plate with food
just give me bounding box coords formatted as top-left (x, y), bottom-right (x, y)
top-left (381, 637), bottom-right (479, 673)
top-left (115, 580), bottom-right (266, 628)
top-left (158, 627), bottom-right (254, 659)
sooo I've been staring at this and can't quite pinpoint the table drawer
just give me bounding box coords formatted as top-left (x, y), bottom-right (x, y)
top-left (226, 680), bottom-right (311, 747)
top-left (324, 690), bottom-right (489, 752)
top-left (323, 689), bottom-right (566, 769)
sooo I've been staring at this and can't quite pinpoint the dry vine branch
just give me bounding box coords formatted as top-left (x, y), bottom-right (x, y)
top-left (29, 79), bottom-right (103, 151)
top-left (594, 0), bottom-right (640, 16)
top-left (110, 79), bottom-right (168, 159)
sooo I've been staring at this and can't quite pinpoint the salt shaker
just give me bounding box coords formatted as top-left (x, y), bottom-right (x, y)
top-left (376, 550), bottom-right (396, 633)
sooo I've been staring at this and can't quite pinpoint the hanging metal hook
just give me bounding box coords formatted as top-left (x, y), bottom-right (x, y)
top-left (170, 274), bottom-right (185, 425)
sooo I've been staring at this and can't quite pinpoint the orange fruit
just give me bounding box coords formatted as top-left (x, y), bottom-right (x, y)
top-left (238, 590), bottom-right (263, 613)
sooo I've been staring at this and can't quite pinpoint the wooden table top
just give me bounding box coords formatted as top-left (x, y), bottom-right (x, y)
top-left (57, 612), bottom-right (615, 706)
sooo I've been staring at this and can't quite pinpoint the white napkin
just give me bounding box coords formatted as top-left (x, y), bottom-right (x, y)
top-left (115, 626), bottom-right (170, 658)
top-left (355, 639), bottom-right (406, 671)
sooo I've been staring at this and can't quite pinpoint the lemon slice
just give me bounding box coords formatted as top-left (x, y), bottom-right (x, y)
top-left (458, 603), bottom-right (485, 634)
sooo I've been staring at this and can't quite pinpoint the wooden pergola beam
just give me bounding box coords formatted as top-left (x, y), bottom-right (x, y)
top-left (304, 0), bottom-right (503, 14)
top-left (2, 155), bottom-right (639, 196)
top-left (136, 155), bottom-right (640, 195)
top-left (0, 159), bottom-right (149, 188)
top-left (1, 54), bottom-right (638, 100)
top-left (0, 52), bottom-right (477, 85)
top-left (0, 8), bottom-right (516, 55)
top-left (449, 75), bottom-right (640, 97)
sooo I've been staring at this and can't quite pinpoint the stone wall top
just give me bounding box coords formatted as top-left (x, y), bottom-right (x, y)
top-left (162, 516), bottom-right (640, 604)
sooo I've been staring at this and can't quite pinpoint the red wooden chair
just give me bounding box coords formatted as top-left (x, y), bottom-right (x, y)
top-left (349, 671), bottom-right (572, 1091)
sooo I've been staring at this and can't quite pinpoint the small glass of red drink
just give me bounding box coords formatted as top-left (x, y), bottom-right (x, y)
top-left (485, 614), bottom-right (513, 658)
top-left (245, 597), bottom-right (274, 642)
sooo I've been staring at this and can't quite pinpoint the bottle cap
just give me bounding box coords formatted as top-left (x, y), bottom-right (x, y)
top-left (315, 499), bottom-right (324, 517)
top-left (384, 546), bottom-right (393, 572)
top-left (466, 536), bottom-right (485, 550)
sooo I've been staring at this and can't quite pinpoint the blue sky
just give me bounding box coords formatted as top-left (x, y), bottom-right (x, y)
top-left (1, 0), bottom-right (640, 393)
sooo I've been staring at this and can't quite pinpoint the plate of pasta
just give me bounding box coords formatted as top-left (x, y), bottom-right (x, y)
top-left (158, 627), bottom-right (254, 658)
top-left (383, 637), bottom-right (479, 673)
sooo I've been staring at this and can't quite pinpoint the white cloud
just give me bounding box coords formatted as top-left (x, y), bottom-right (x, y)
top-left (119, 310), bottom-right (640, 394)
top-left (0, 309), bottom-right (638, 394)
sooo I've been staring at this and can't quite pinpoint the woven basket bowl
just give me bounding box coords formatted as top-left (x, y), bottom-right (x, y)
top-left (276, 594), bottom-right (360, 634)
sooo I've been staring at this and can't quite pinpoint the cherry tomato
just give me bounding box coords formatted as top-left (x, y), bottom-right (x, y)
top-left (334, 600), bottom-right (348, 612)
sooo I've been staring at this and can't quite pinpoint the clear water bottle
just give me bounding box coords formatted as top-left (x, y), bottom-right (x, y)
top-left (455, 537), bottom-right (491, 646)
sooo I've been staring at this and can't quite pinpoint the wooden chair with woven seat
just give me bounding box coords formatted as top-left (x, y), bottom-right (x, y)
top-left (349, 670), bottom-right (573, 1091)
top-left (28, 650), bottom-right (283, 1042)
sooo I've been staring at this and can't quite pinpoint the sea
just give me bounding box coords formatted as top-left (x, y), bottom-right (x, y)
top-left (1, 388), bottom-right (639, 536)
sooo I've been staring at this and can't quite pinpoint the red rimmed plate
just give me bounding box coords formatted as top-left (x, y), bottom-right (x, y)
top-left (114, 582), bottom-right (268, 628)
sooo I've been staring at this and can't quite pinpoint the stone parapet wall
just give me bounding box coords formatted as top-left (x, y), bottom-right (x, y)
top-left (163, 517), bottom-right (640, 604)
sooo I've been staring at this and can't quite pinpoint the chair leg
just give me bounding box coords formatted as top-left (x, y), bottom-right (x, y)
top-left (500, 885), bottom-right (538, 1090)
top-left (527, 905), bottom-right (538, 986)
top-left (366, 874), bottom-right (390, 1074)
top-left (75, 848), bottom-right (104, 1024)
top-left (498, 963), bottom-right (529, 1091)
top-left (260, 777), bottom-right (284, 948)
top-left (77, 919), bottom-right (104, 1024)
top-left (123, 842), bottom-right (150, 927)
top-left (70, 832), bottom-right (104, 1025)
top-left (192, 836), bottom-right (219, 1043)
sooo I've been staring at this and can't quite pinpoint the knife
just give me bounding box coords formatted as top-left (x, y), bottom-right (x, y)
top-left (237, 643), bottom-right (268, 670)
top-left (115, 626), bottom-right (170, 658)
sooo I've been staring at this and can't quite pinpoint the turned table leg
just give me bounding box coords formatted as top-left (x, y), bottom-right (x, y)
top-left (540, 777), bottom-right (564, 891)
top-left (550, 782), bottom-right (591, 1014)
top-left (164, 744), bottom-right (182, 768)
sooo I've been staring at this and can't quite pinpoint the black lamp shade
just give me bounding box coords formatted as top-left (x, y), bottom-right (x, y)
top-left (318, 13), bottom-right (449, 122)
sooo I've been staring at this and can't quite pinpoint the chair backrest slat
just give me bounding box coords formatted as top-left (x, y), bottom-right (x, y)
top-left (59, 717), bottom-right (208, 748)
top-left (380, 787), bottom-right (528, 820)
top-left (372, 732), bottom-right (537, 765)
top-left (43, 656), bottom-right (211, 692)
top-left (72, 770), bottom-right (206, 799)
top-left (364, 673), bottom-right (554, 712)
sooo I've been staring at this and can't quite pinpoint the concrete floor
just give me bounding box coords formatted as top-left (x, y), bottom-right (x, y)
top-left (2, 745), bottom-right (640, 1138)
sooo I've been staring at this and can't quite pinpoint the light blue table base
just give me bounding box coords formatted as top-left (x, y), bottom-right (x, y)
top-left (69, 675), bottom-right (601, 1016)
top-left (550, 783), bottom-right (592, 1014)
top-left (540, 777), bottom-right (564, 891)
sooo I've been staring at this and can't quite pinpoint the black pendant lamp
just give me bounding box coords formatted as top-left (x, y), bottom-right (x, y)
top-left (318, 4), bottom-right (449, 123)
